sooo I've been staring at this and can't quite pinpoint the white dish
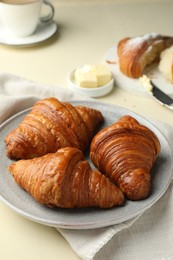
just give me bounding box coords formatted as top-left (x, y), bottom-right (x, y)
top-left (105, 45), bottom-right (173, 98)
top-left (67, 68), bottom-right (114, 97)
top-left (0, 21), bottom-right (58, 47)
top-left (0, 101), bottom-right (172, 229)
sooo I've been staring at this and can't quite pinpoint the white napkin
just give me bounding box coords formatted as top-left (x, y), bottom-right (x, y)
top-left (0, 72), bottom-right (90, 123)
top-left (0, 72), bottom-right (173, 260)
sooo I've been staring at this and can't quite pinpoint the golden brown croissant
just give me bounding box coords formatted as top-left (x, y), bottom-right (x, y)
top-left (90, 115), bottom-right (161, 200)
top-left (8, 147), bottom-right (124, 208)
top-left (117, 33), bottom-right (173, 78)
top-left (5, 97), bottom-right (104, 160)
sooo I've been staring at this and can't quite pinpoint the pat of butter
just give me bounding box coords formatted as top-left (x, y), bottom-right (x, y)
top-left (75, 71), bottom-right (97, 88)
top-left (139, 74), bottom-right (153, 93)
top-left (93, 65), bottom-right (112, 86)
top-left (74, 64), bottom-right (112, 88)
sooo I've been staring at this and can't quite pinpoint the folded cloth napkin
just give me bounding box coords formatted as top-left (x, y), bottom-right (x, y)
top-left (0, 72), bottom-right (173, 260)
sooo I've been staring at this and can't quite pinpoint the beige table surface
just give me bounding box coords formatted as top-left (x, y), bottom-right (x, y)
top-left (0, 1), bottom-right (173, 260)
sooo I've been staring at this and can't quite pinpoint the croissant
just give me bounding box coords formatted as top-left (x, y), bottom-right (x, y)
top-left (8, 147), bottom-right (124, 209)
top-left (5, 97), bottom-right (104, 160)
top-left (90, 115), bottom-right (161, 200)
top-left (117, 32), bottom-right (173, 78)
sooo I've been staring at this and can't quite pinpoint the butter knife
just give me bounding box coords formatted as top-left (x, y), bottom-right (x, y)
top-left (150, 81), bottom-right (173, 110)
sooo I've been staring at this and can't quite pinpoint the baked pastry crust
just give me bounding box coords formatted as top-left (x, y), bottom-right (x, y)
top-left (90, 115), bottom-right (161, 200)
top-left (117, 33), bottom-right (173, 78)
top-left (5, 97), bottom-right (104, 159)
top-left (8, 147), bottom-right (124, 208)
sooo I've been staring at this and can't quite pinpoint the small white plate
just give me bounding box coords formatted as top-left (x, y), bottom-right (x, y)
top-left (105, 45), bottom-right (173, 98)
top-left (67, 68), bottom-right (114, 98)
top-left (0, 21), bottom-right (58, 47)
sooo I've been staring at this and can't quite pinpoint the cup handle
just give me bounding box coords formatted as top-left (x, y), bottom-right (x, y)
top-left (40, 0), bottom-right (55, 23)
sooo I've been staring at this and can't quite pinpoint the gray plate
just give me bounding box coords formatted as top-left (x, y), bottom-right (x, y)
top-left (0, 101), bottom-right (172, 229)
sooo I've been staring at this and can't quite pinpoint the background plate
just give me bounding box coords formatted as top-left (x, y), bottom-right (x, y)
top-left (0, 101), bottom-right (172, 229)
top-left (105, 46), bottom-right (173, 98)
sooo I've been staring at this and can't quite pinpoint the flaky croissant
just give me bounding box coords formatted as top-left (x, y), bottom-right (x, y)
top-left (90, 115), bottom-right (161, 200)
top-left (5, 97), bottom-right (104, 160)
top-left (8, 147), bottom-right (124, 208)
top-left (117, 33), bottom-right (173, 78)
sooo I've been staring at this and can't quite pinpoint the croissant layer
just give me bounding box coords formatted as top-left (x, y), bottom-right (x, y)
top-left (5, 98), bottom-right (104, 159)
top-left (90, 115), bottom-right (161, 200)
top-left (8, 147), bottom-right (124, 209)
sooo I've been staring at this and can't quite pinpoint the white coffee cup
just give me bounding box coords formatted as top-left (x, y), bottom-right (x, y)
top-left (0, 0), bottom-right (55, 37)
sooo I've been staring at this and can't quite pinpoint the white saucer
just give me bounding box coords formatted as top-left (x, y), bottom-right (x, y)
top-left (0, 21), bottom-right (58, 47)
